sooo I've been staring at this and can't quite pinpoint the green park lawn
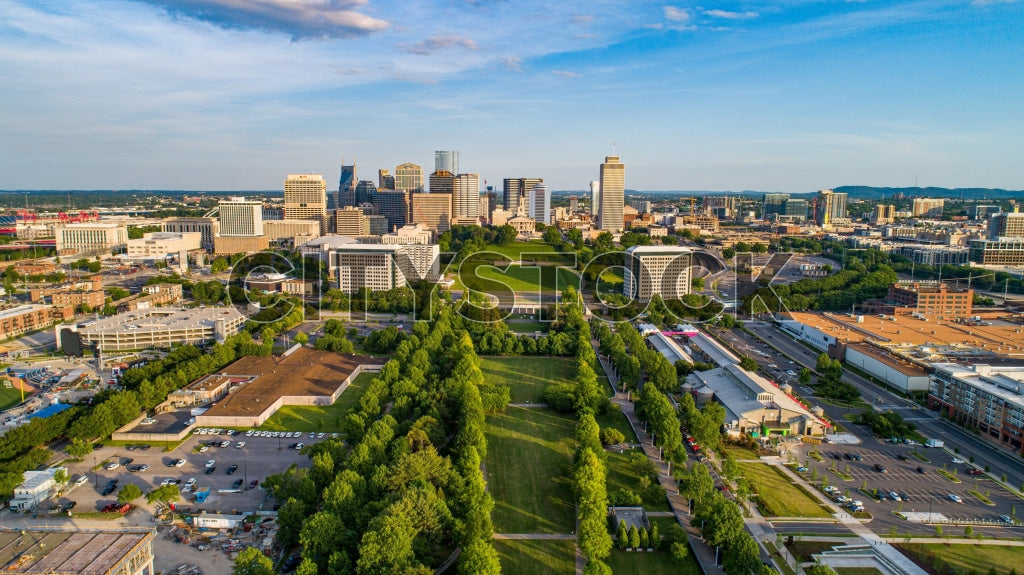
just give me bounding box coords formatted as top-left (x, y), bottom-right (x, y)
top-left (469, 242), bottom-right (560, 258)
top-left (469, 263), bottom-right (580, 293)
top-left (896, 543), bottom-right (1024, 575)
top-left (479, 356), bottom-right (575, 404)
top-left (737, 462), bottom-right (831, 518)
top-left (494, 540), bottom-right (575, 575)
top-left (506, 321), bottom-right (551, 334)
top-left (722, 444), bottom-right (762, 460)
top-left (486, 406), bottom-right (577, 534)
top-left (596, 407), bottom-right (638, 446)
top-left (258, 372), bottom-right (376, 432)
top-left (606, 547), bottom-right (702, 575)
top-left (0, 385), bottom-right (27, 411)
top-left (604, 449), bottom-right (672, 511)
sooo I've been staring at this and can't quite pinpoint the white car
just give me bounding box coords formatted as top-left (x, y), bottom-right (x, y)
top-left (198, 445), bottom-right (209, 453)
top-left (236, 441), bottom-right (246, 448)
top-left (205, 459), bottom-right (216, 468)
top-left (245, 430), bottom-right (254, 437)
top-left (174, 459), bottom-right (186, 467)
top-left (219, 441), bottom-right (230, 448)
top-left (104, 462), bottom-right (120, 470)
top-left (952, 458), bottom-right (965, 464)
top-left (948, 494), bottom-right (963, 503)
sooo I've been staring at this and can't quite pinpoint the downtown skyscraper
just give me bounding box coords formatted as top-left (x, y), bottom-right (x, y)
top-left (395, 162), bottom-right (423, 193)
top-left (284, 174), bottom-right (328, 233)
top-left (598, 156), bottom-right (624, 231)
top-left (434, 150), bottom-right (459, 175)
top-left (338, 161), bottom-right (357, 208)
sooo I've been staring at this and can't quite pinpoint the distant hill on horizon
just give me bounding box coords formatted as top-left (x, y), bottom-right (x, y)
top-left (556, 186), bottom-right (1024, 200)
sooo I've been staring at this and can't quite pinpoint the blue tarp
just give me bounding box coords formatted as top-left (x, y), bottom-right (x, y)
top-left (26, 403), bottom-right (73, 421)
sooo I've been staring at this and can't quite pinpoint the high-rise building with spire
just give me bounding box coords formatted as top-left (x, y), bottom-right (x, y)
top-left (338, 161), bottom-right (357, 208)
top-left (598, 156), bottom-right (624, 231)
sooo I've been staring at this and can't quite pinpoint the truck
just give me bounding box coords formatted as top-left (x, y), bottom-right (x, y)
top-left (924, 439), bottom-right (944, 448)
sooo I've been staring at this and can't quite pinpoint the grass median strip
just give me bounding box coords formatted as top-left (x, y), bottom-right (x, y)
top-left (738, 462), bottom-right (831, 518)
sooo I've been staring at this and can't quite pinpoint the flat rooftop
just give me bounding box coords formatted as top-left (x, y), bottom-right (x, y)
top-left (202, 346), bottom-right (384, 418)
top-left (0, 305), bottom-right (46, 320)
top-left (0, 529), bottom-right (154, 575)
top-left (847, 343), bottom-right (930, 377)
top-left (79, 307), bottom-right (245, 336)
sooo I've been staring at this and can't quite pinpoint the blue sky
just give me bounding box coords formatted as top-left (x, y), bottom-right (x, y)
top-left (1, 0), bottom-right (1022, 192)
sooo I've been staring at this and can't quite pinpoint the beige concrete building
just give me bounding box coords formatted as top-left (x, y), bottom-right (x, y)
top-left (381, 223), bottom-right (432, 245)
top-left (284, 173), bottom-right (328, 233)
top-left (335, 206), bottom-right (368, 236)
top-left (213, 235), bottom-right (270, 255)
top-left (264, 219), bottom-right (321, 245)
top-left (410, 193), bottom-right (452, 234)
top-left (330, 243), bottom-right (440, 293)
top-left (395, 162), bottom-right (423, 193)
top-left (74, 307), bottom-right (246, 351)
top-left (218, 196), bottom-right (264, 236)
top-left (623, 246), bottom-right (693, 301)
top-left (162, 217), bottom-right (219, 251)
top-left (452, 173), bottom-right (481, 220)
top-left (912, 198), bottom-right (946, 217)
top-left (124, 232), bottom-right (202, 262)
top-left (116, 283), bottom-right (184, 312)
top-left (55, 222), bottom-right (128, 255)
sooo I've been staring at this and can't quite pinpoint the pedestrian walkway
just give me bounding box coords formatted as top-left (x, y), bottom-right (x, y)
top-left (493, 533), bottom-right (576, 540)
top-left (594, 347), bottom-right (727, 575)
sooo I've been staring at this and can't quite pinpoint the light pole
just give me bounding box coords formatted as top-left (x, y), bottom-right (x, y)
top-left (93, 455), bottom-right (98, 487)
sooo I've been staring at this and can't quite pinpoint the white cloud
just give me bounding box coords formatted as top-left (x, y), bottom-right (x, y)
top-left (552, 69), bottom-right (580, 78)
top-left (401, 35), bottom-right (478, 55)
top-left (704, 9), bottom-right (759, 20)
top-left (663, 6), bottom-right (691, 22)
top-left (499, 56), bottom-right (522, 72)
top-left (135, 0), bottom-right (389, 39)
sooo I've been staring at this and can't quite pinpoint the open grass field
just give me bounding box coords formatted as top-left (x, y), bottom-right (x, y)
top-left (596, 407), bottom-right (639, 445)
top-left (257, 372), bottom-right (377, 432)
top-left (604, 449), bottom-right (672, 511)
top-left (896, 543), bottom-right (1024, 575)
top-left (606, 547), bottom-right (701, 575)
top-left (469, 242), bottom-right (561, 258)
top-left (494, 540), bottom-right (575, 575)
top-left (835, 568), bottom-right (884, 575)
top-left (506, 321), bottom-right (551, 333)
top-left (486, 406), bottom-right (576, 533)
top-left (480, 356), bottom-right (575, 404)
top-left (738, 462), bottom-right (831, 518)
top-left (0, 385), bottom-right (26, 411)
top-left (722, 444), bottom-right (762, 460)
top-left (469, 263), bottom-right (580, 293)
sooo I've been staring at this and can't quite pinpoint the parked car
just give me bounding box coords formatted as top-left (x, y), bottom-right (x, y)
top-left (952, 458), bottom-right (965, 464)
top-left (948, 494), bottom-right (963, 503)
top-left (874, 464), bottom-right (888, 473)
top-left (236, 441), bottom-right (246, 448)
top-left (967, 468), bottom-right (984, 476)
top-left (917, 466), bottom-right (927, 474)
top-left (205, 466), bottom-right (216, 475)
top-left (227, 464), bottom-right (239, 475)
top-left (205, 459), bottom-right (216, 468)
top-left (104, 462), bottom-right (119, 471)
top-left (889, 491), bottom-right (901, 502)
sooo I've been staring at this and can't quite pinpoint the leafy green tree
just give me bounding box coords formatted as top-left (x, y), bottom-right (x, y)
top-left (799, 368), bottom-right (812, 385)
top-left (723, 532), bottom-right (761, 574)
top-left (650, 522), bottom-right (661, 550)
top-left (295, 558), bottom-right (318, 575)
top-left (210, 257), bottom-right (230, 273)
top-left (739, 356), bottom-right (759, 372)
top-left (232, 547), bottom-right (274, 575)
top-left (583, 560), bottom-right (612, 575)
top-left (628, 525), bottom-right (640, 549)
top-left (457, 540), bottom-right (501, 575)
top-left (617, 520), bottom-right (628, 549)
top-left (804, 566), bottom-right (838, 575)
top-left (722, 247), bottom-right (736, 259)
top-left (601, 428), bottom-right (625, 446)
top-left (52, 468), bottom-right (69, 493)
top-left (639, 527), bottom-right (650, 548)
top-left (117, 483), bottom-right (143, 504)
top-left (576, 414), bottom-right (603, 460)
top-left (146, 484), bottom-right (180, 507)
top-left (276, 497), bottom-right (306, 549)
top-left (575, 448), bottom-right (613, 560)
top-left (294, 332), bottom-right (309, 345)
top-left (301, 511), bottom-right (348, 568)
top-left (671, 541), bottom-right (690, 563)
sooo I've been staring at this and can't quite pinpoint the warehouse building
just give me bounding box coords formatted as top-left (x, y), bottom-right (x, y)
top-left (0, 529), bottom-right (155, 575)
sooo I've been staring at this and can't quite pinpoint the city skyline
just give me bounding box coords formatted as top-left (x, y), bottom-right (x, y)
top-left (2, 1), bottom-right (1023, 192)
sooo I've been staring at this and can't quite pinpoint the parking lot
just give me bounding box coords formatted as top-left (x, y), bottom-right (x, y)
top-left (794, 439), bottom-right (1023, 534)
top-left (59, 428), bottom-right (325, 514)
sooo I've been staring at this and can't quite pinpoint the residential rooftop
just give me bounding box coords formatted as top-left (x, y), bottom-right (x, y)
top-left (0, 528), bottom-right (154, 575)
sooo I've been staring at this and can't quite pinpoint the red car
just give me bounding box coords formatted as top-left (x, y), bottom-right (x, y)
top-left (966, 468), bottom-right (984, 476)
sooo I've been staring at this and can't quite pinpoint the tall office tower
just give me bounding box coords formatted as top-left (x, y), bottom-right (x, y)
top-left (502, 178), bottom-right (543, 214)
top-left (452, 173), bottom-right (481, 220)
top-left (410, 193), bottom-right (453, 234)
top-left (373, 190), bottom-right (410, 231)
top-left (338, 162), bottom-right (357, 208)
top-left (484, 191), bottom-right (498, 219)
top-left (782, 199), bottom-right (810, 221)
top-left (762, 193), bottom-right (790, 219)
top-left (623, 246), bottom-right (693, 302)
top-left (284, 174), bottom-right (328, 233)
top-left (395, 162), bottom-right (423, 193)
top-left (355, 180), bottom-right (377, 205)
top-left (434, 150), bottom-right (459, 175)
top-left (590, 181), bottom-right (600, 218)
top-left (569, 196), bottom-right (579, 213)
top-left (814, 189), bottom-right (848, 227)
top-left (429, 170), bottom-right (455, 194)
top-left (989, 211), bottom-right (1024, 240)
top-left (528, 183), bottom-right (551, 224)
top-left (378, 169), bottom-right (395, 190)
top-left (218, 197), bottom-right (264, 237)
top-left (598, 155), bottom-right (624, 231)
